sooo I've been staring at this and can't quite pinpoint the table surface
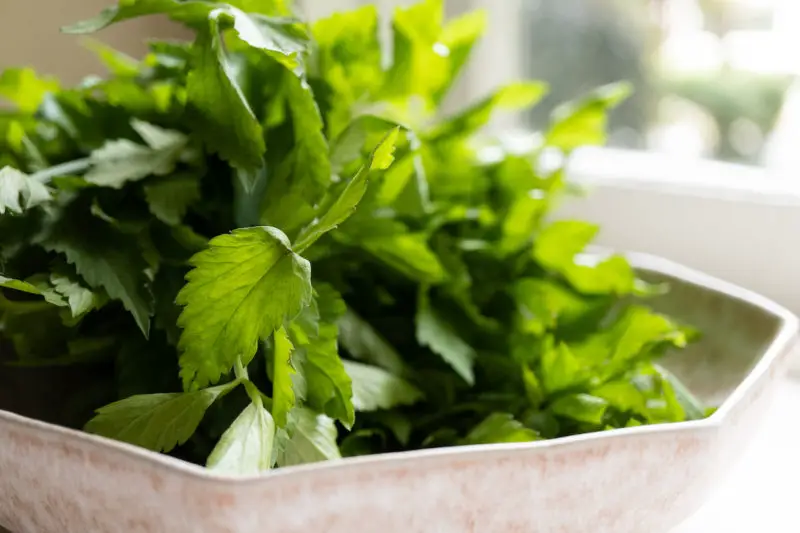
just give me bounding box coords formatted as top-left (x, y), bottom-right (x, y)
top-left (674, 378), bottom-right (800, 532)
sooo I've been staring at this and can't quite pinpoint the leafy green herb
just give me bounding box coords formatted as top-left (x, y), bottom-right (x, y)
top-left (0, 0), bottom-right (706, 475)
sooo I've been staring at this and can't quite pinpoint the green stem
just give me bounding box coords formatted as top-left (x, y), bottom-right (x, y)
top-left (31, 158), bottom-right (92, 183)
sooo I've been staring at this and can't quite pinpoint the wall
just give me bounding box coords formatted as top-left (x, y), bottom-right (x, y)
top-left (0, 0), bottom-right (187, 83)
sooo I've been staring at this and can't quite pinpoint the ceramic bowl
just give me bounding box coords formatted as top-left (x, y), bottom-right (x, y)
top-left (0, 252), bottom-right (797, 533)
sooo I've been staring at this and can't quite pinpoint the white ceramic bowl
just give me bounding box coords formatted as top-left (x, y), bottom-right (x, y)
top-left (0, 252), bottom-right (796, 533)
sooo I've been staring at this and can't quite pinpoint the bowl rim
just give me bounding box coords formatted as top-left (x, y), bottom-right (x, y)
top-left (1, 251), bottom-right (797, 485)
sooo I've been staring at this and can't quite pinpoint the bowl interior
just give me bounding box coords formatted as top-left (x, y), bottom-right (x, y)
top-left (639, 267), bottom-right (782, 407)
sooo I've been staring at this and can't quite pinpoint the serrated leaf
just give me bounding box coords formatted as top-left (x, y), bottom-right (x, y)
top-left (271, 326), bottom-right (296, 428)
top-left (207, 398), bottom-right (275, 475)
top-left (50, 268), bottom-right (105, 319)
top-left (144, 174), bottom-right (200, 225)
top-left (343, 360), bottom-right (423, 412)
top-left (463, 413), bottom-right (540, 445)
top-left (84, 122), bottom-right (187, 188)
top-left (177, 226), bottom-right (312, 389)
top-left (293, 128), bottom-right (399, 253)
top-left (187, 14), bottom-right (265, 172)
top-left (540, 341), bottom-right (585, 394)
top-left (0, 166), bottom-right (51, 214)
top-left (274, 407), bottom-right (341, 467)
top-left (84, 380), bottom-right (240, 452)
top-left (0, 275), bottom-right (66, 307)
top-left (416, 290), bottom-right (476, 384)
top-left (42, 207), bottom-right (153, 336)
top-left (224, 10), bottom-right (309, 69)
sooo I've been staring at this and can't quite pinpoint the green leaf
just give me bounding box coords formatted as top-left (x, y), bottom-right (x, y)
top-left (0, 275), bottom-right (66, 307)
top-left (546, 82), bottom-right (632, 152)
top-left (416, 290), bottom-right (476, 384)
top-left (549, 393), bottom-right (609, 425)
top-left (428, 82), bottom-right (547, 141)
top-left (83, 39), bottom-right (140, 76)
top-left (337, 309), bottom-right (407, 376)
top-left (462, 413), bottom-right (540, 445)
top-left (62, 0), bottom-right (215, 34)
top-left (84, 121), bottom-right (188, 188)
top-left (224, 10), bottom-right (309, 69)
top-left (540, 341), bottom-right (584, 394)
top-left (293, 128), bottom-right (399, 253)
top-left (274, 407), bottom-right (341, 467)
top-left (207, 397), bottom-right (275, 475)
top-left (85, 380), bottom-right (240, 453)
top-left (176, 226), bottom-right (312, 389)
top-left (144, 174), bottom-right (201, 225)
top-left (289, 285), bottom-right (355, 428)
top-left (0, 166), bottom-right (51, 214)
top-left (343, 359), bottom-right (423, 411)
top-left (533, 221), bottom-right (636, 295)
top-left (42, 208), bottom-right (154, 336)
top-left (654, 364), bottom-right (705, 421)
top-left (270, 326), bottom-right (296, 428)
top-left (533, 220), bottom-right (598, 271)
top-left (260, 72), bottom-right (330, 231)
top-left (50, 268), bottom-right (105, 319)
top-left (187, 14), bottom-right (265, 172)
top-left (0, 68), bottom-right (59, 113)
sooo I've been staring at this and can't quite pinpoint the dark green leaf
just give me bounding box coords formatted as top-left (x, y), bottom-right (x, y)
top-left (416, 290), bottom-right (476, 384)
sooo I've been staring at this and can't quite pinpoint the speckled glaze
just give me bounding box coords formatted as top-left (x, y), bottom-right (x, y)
top-left (0, 252), bottom-right (796, 533)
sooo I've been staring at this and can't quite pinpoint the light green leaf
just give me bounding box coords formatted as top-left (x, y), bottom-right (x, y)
top-left (187, 14), bottom-right (265, 173)
top-left (429, 82), bottom-right (547, 141)
top-left (274, 407), bottom-right (341, 467)
top-left (177, 226), bottom-right (312, 389)
top-left (0, 68), bottom-right (59, 113)
top-left (343, 360), bottom-right (423, 412)
top-left (207, 398), bottom-right (275, 475)
top-left (463, 413), bottom-right (540, 445)
top-left (83, 39), bottom-right (140, 76)
top-left (549, 393), bottom-right (609, 425)
top-left (533, 220), bottom-right (598, 271)
top-left (144, 174), bottom-right (201, 225)
top-left (271, 326), bottom-right (296, 428)
top-left (546, 82), bottom-right (632, 152)
top-left (337, 309), bottom-right (407, 376)
top-left (85, 380), bottom-right (240, 452)
top-left (416, 290), bottom-right (476, 384)
top-left (293, 128), bottom-right (399, 253)
top-left (312, 5), bottom-right (383, 138)
top-left (84, 121), bottom-right (187, 188)
top-left (540, 341), bottom-right (585, 394)
top-left (0, 166), bottom-right (51, 214)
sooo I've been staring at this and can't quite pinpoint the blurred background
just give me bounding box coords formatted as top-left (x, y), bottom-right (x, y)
top-left (3, 0), bottom-right (800, 172)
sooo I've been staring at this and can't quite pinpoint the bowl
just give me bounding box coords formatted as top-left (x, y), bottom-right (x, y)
top-left (0, 252), bottom-right (796, 533)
